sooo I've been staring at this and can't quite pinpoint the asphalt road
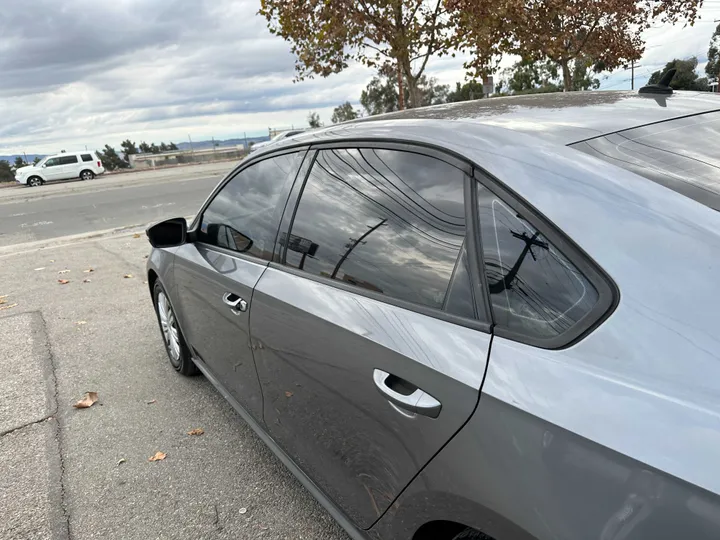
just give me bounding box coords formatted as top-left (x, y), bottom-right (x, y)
top-left (0, 166), bottom-right (352, 540)
top-left (0, 167), bottom-right (225, 247)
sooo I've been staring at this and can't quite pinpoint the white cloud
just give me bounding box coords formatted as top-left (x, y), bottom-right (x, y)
top-left (1, 0), bottom-right (719, 154)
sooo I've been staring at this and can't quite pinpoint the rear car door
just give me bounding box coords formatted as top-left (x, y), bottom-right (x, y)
top-left (58, 154), bottom-right (80, 179)
top-left (172, 150), bottom-right (306, 421)
top-left (250, 145), bottom-right (493, 528)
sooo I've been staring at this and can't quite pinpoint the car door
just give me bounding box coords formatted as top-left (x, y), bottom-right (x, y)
top-left (42, 157), bottom-right (63, 181)
top-left (59, 154), bottom-right (80, 179)
top-left (172, 150), bottom-right (306, 421)
top-left (250, 145), bottom-right (493, 528)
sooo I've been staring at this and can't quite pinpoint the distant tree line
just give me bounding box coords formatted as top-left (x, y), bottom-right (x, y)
top-left (97, 140), bottom-right (179, 171)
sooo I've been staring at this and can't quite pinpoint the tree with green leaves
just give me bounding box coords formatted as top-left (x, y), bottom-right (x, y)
top-left (495, 56), bottom-right (599, 95)
top-left (159, 142), bottom-right (169, 152)
top-left (308, 111), bottom-right (321, 128)
top-left (138, 142), bottom-right (152, 154)
top-left (14, 156), bottom-right (26, 169)
top-left (169, 142), bottom-right (179, 151)
top-left (0, 160), bottom-right (13, 182)
top-left (706, 24), bottom-right (720, 84)
top-left (259, 0), bottom-right (454, 109)
top-left (449, 0), bottom-right (703, 91)
top-left (98, 145), bottom-right (128, 171)
top-left (649, 57), bottom-right (709, 91)
top-left (120, 139), bottom-right (138, 163)
top-left (331, 102), bottom-right (361, 123)
top-left (446, 80), bottom-right (485, 102)
top-left (33, 157), bottom-right (41, 166)
top-left (360, 66), bottom-right (449, 115)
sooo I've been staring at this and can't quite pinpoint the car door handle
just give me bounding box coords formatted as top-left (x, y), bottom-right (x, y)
top-left (222, 292), bottom-right (247, 314)
top-left (372, 369), bottom-right (441, 418)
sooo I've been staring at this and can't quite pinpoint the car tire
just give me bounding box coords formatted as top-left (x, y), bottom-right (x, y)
top-left (153, 281), bottom-right (198, 376)
top-left (451, 529), bottom-right (492, 540)
top-left (27, 176), bottom-right (42, 187)
top-left (80, 170), bottom-right (95, 181)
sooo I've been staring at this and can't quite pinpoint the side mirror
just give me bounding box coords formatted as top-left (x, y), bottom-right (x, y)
top-left (146, 217), bottom-right (187, 248)
top-left (41, 164), bottom-right (46, 168)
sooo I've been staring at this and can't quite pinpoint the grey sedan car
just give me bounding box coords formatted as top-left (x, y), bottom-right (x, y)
top-left (146, 87), bottom-right (720, 540)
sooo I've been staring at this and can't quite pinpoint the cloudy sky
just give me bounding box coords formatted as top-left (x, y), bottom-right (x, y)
top-left (2, 0), bottom-right (720, 155)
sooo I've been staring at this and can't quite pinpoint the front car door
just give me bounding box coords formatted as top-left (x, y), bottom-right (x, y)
top-left (172, 150), bottom-right (306, 421)
top-left (250, 145), bottom-right (492, 528)
top-left (42, 157), bottom-right (63, 181)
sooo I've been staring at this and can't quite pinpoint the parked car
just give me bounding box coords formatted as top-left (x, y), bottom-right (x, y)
top-left (249, 129), bottom-right (305, 153)
top-left (15, 151), bottom-right (105, 187)
top-left (146, 85), bottom-right (720, 540)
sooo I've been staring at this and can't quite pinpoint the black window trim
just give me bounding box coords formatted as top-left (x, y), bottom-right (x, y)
top-left (471, 169), bottom-right (619, 350)
top-left (188, 147), bottom-right (311, 264)
top-left (270, 141), bottom-right (492, 334)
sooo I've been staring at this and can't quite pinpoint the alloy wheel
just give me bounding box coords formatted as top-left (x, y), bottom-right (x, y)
top-left (157, 291), bottom-right (181, 364)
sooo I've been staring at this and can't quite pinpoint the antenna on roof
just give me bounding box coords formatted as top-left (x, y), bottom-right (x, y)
top-left (638, 68), bottom-right (676, 95)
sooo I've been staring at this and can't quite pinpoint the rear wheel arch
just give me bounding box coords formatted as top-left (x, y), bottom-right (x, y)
top-left (413, 521), bottom-right (490, 540)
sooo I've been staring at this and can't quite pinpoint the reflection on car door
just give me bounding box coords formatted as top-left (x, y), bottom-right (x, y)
top-left (172, 151), bottom-right (305, 420)
top-left (59, 155), bottom-right (80, 179)
top-left (250, 147), bottom-right (491, 528)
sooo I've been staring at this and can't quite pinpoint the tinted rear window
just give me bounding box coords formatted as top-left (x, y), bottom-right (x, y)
top-left (571, 111), bottom-right (720, 211)
top-left (81, 154), bottom-right (93, 162)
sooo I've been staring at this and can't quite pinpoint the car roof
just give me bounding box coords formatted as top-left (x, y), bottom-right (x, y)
top-left (347, 90), bottom-right (720, 145)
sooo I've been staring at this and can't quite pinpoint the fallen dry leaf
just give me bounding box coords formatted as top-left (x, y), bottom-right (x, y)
top-left (117, 458), bottom-right (126, 466)
top-left (146, 399), bottom-right (156, 404)
top-left (58, 269), bottom-right (70, 274)
top-left (83, 268), bottom-right (94, 273)
top-left (133, 233), bottom-right (142, 239)
top-left (187, 428), bottom-right (204, 436)
top-left (0, 297), bottom-right (5, 305)
top-left (148, 451), bottom-right (166, 462)
top-left (49, 259), bottom-right (55, 263)
top-left (83, 279), bottom-right (91, 283)
top-left (58, 279), bottom-right (70, 285)
top-left (284, 391), bottom-right (293, 398)
top-left (0, 303), bottom-right (18, 311)
top-left (124, 274), bottom-right (133, 279)
top-left (73, 391), bottom-right (99, 409)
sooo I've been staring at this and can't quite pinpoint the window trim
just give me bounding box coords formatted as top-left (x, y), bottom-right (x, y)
top-left (275, 142), bottom-right (490, 332)
top-left (189, 148), bottom-right (310, 263)
top-left (268, 261), bottom-right (492, 334)
top-left (472, 169), bottom-right (619, 350)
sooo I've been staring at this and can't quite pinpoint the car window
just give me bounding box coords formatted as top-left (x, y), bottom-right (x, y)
top-left (285, 148), bottom-right (467, 312)
top-left (571, 111), bottom-right (720, 211)
top-left (58, 155), bottom-right (78, 165)
top-left (81, 154), bottom-right (93, 162)
top-left (198, 152), bottom-right (303, 260)
top-left (443, 243), bottom-right (477, 319)
top-left (477, 185), bottom-right (599, 341)
top-left (45, 158), bottom-right (60, 167)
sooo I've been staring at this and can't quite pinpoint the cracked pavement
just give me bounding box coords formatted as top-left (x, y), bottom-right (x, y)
top-left (0, 173), bottom-right (350, 539)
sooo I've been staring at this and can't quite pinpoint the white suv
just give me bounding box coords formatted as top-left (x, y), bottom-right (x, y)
top-left (15, 151), bottom-right (105, 187)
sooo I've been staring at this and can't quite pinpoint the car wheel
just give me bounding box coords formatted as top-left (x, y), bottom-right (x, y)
top-left (153, 281), bottom-right (198, 376)
top-left (28, 176), bottom-right (42, 187)
top-left (80, 170), bottom-right (95, 181)
top-left (452, 529), bottom-right (492, 540)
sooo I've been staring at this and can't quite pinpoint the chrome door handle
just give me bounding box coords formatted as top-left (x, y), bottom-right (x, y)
top-left (372, 369), bottom-right (441, 418)
top-left (222, 293), bottom-right (247, 313)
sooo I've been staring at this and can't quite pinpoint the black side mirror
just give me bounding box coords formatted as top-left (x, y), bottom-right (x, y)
top-left (146, 217), bottom-right (187, 248)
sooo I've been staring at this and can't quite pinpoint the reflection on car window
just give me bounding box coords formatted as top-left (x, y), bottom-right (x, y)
top-left (286, 148), bottom-right (467, 312)
top-left (478, 186), bottom-right (598, 340)
top-left (571, 111), bottom-right (720, 211)
top-left (199, 152), bottom-right (302, 260)
top-left (45, 158), bottom-right (60, 167)
top-left (444, 243), bottom-right (477, 319)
